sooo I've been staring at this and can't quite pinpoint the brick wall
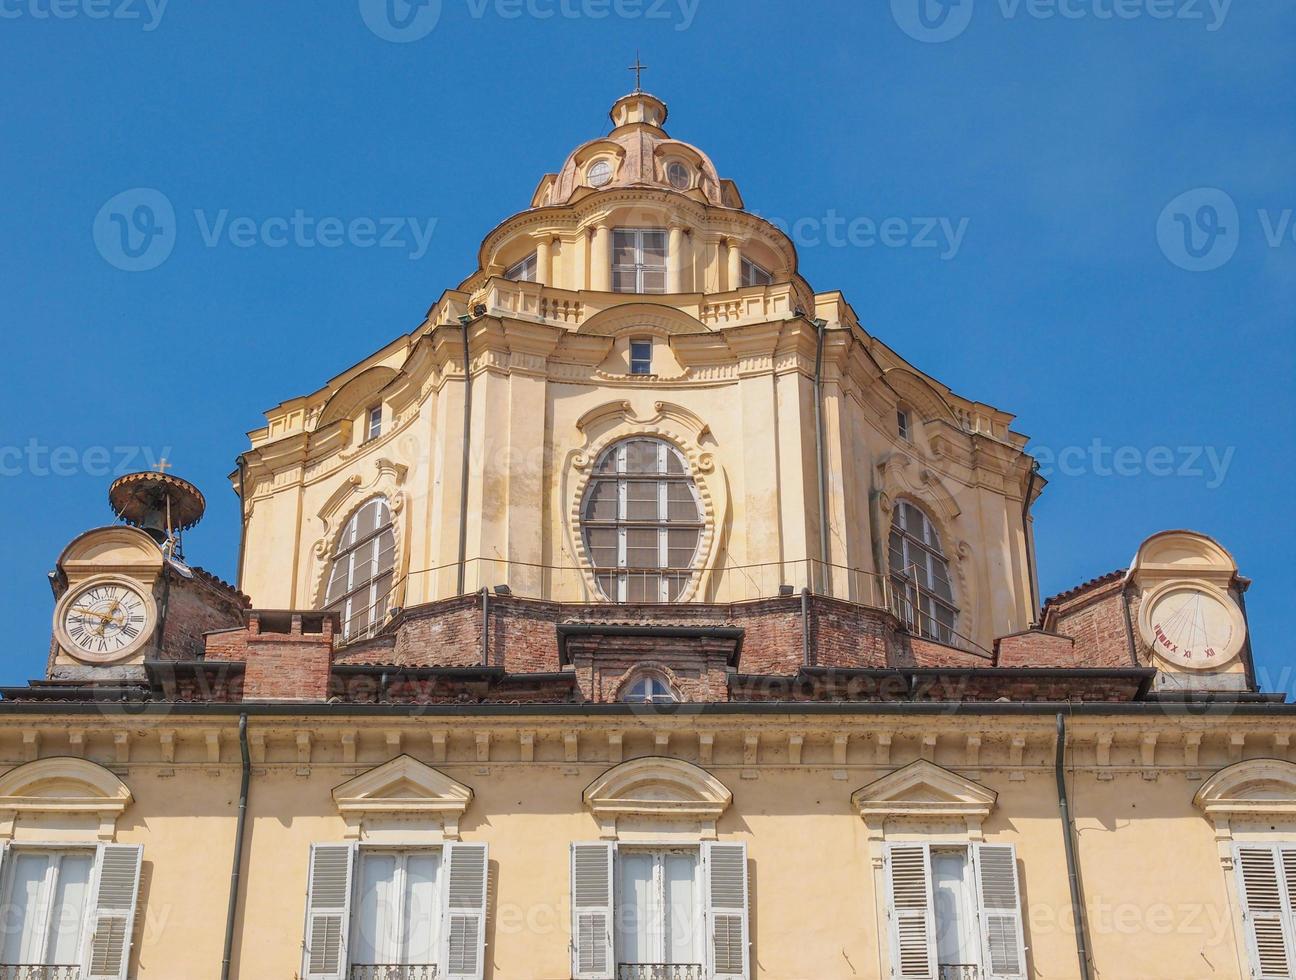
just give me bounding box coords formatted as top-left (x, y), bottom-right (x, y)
top-left (156, 567), bottom-right (247, 660)
top-left (1041, 577), bottom-right (1139, 668)
top-left (211, 611), bottom-right (337, 701)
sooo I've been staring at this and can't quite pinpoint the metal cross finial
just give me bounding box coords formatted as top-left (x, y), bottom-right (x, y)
top-left (627, 52), bottom-right (648, 93)
top-left (152, 458), bottom-right (173, 474)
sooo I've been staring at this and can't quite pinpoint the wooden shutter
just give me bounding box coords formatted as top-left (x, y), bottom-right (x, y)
top-left (302, 843), bottom-right (355, 980)
top-left (704, 842), bottom-right (750, 980)
top-left (441, 842), bottom-right (489, 980)
top-left (1235, 844), bottom-right (1296, 979)
top-left (885, 843), bottom-right (937, 980)
top-left (82, 843), bottom-right (143, 980)
top-left (973, 844), bottom-right (1028, 980)
top-left (571, 843), bottom-right (614, 980)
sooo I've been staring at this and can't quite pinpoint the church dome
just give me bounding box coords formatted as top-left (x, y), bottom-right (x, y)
top-left (530, 91), bottom-right (743, 210)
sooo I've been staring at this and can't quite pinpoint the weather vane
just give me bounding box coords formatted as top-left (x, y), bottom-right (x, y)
top-left (628, 52), bottom-right (648, 93)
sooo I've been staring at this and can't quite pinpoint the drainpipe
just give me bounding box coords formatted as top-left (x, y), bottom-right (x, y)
top-left (481, 586), bottom-right (490, 668)
top-left (811, 317), bottom-right (831, 593)
top-left (456, 316), bottom-right (475, 596)
top-left (221, 714), bottom-right (252, 980)
top-left (1022, 461), bottom-right (1040, 625)
top-left (801, 588), bottom-right (812, 668)
top-left (1055, 713), bottom-right (1093, 980)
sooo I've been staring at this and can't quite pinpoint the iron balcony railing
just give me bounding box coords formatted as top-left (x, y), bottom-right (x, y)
top-left (616, 965), bottom-right (704, 980)
top-left (349, 966), bottom-right (438, 980)
top-left (0, 968), bottom-right (81, 980)
top-left (939, 966), bottom-right (981, 980)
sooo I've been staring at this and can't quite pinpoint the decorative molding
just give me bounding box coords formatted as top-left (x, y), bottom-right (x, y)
top-left (852, 759), bottom-right (997, 845)
top-left (0, 757), bottom-right (133, 841)
top-left (332, 755), bottom-right (473, 841)
top-left (583, 756), bottom-right (733, 840)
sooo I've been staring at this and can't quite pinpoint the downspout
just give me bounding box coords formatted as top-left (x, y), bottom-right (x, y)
top-left (801, 587), bottom-right (811, 668)
top-left (1055, 713), bottom-right (1093, 980)
top-left (221, 714), bottom-right (252, 980)
top-left (481, 586), bottom-right (490, 668)
top-left (1022, 461), bottom-right (1040, 625)
top-left (235, 455), bottom-right (249, 593)
top-left (811, 318), bottom-right (831, 592)
top-left (456, 316), bottom-right (475, 596)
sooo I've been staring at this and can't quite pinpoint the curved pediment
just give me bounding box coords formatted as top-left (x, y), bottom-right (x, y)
top-left (316, 366), bottom-right (399, 430)
top-left (332, 755), bottom-right (473, 840)
top-left (584, 757), bottom-right (732, 838)
top-left (852, 760), bottom-right (996, 827)
top-left (1195, 759), bottom-right (1296, 818)
top-left (0, 758), bottom-right (133, 841)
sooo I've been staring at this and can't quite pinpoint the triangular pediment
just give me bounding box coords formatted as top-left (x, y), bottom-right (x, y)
top-left (852, 759), bottom-right (996, 824)
top-left (332, 755), bottom-right (472, 816)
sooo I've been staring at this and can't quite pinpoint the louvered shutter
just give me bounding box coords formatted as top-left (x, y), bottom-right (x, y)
top-left (441, 842), bottom-right (489, 980)
top-left (704, 842), bottom-right (750, 980)
top-left (82, 843), bottom-right (143, 980)
top-left (571, 843), bottom-right (614, 980)
top-left (302, 843), bottom-right (355, 980)
top-left (885, 844), bottom-right (937, 980)
top-left (973, 844), bottom-right (1028, 980)
top-left (1235, 844), bottom-right (1296, 979)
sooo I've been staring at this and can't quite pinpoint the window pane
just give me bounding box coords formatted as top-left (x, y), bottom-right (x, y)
top-left (627, 572), bottom-right (663, 602)
top-left (626, 528), bottom-right (659, 569)
top-left (641, 231), bottom-right (668, 265)
top-left (403, 852), bottom-right (441, 965)
top-left (587, 528), bottom-right (618, 569)
top-left (667, 528), bottom-right (699, 568)
top-left (664, 852), bottom-right (700, 964)
top-left (584, 481), bottom-right (619, 522)
top-left (2, 852), bottom-right (51, 963)
top-left (47, 854), bottom-right (93, 964)
top-left (617, 853), bottom-right (655, 965)
top-left (354, 853), bottom-right (399, 964)
top-left (667, 484), bottom-right (699, 522)
top-left (933, 850), bottom-right (979, 967)
top-left (665, 449), bottom-right (687, 475)
top-left (640, 270), bottom-right (667, 294)
top-left (625, 482), bottom-right (660, 521)
top-left (624, 441), bottom-right (659, 475)
top-left (611, 268), bottom-right (639, 293)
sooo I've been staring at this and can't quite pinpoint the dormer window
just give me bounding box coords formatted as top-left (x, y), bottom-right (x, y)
top-left (505, 252), bottom-right (537, 282)
top-left (366, 405), bottom-right (383, 442)
top-left (741, 257), bottom-right (773, 287)
top-left (622, 672), bottom-right (678, 705)
top-left (612, 229), bottom-right (667, 294)
top-left (588, 159), bottom-right (613, 188)
top-left (897, 409), bottom-right (911, 442)
top-left (666, 161), bottom-right (691, 190)
top-left (629, 339), bottom-right (654, 376)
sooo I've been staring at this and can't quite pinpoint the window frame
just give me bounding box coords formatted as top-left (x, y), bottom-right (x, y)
top-left (505, 252), bottom-right (538, 282)
top-left (365, 405), bottom-right (383, 443)
top-left (580, 439), bottom-right (705, 603)
top-left (739, 257), bottom-right (773, 288)
top-left (614, 845), bottom-right (705, 972)
top-left (612, 228), bottom-right (669, 295)
top-left (588, 159), bottom-right (614, 188)
top-left (0, 845), bottom-right (96, 969)
top-left (349, 845), bottom-right (445, 972)
top-left (621, 672), bottom-right (678, 705)
top-left (324, 497), bottom-right (397, 641)
top-left (897, 408), bottom-right (912, 443)
top-left (888, 501), bottom-right (959, 646)
top-left (665, 161), bottom-right (692, 191)
top-left (629, 339), bottom-right (654, 376)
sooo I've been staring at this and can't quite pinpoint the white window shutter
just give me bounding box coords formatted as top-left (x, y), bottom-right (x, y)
top-left (82, 843), bottom-right (144, 980)
top-left (441, 842), bottom-right (489, 980)
top-left (571, 842), bottom-right (614, 980)
top-left (302, 843), bottom-right (355, 980)
top-left (885, 843), bottom-right (937, 980)
top-left (1235, 844), bottom-right (1296, 979)
top-left (973, 844), bottom-right (1028, 980)
top-left (704, 841), bottom-right (751, 980)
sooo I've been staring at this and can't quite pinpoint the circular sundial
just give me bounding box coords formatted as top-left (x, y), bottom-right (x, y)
top-left (1140, 583), bottom-right (1246, 670)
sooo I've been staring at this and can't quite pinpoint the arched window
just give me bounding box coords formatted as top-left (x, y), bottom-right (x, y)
top-left (324, 497), bottom-right (396, 640)
top-left (581, 438), bottom-right (703, 602)
top-left (888, 501), bottom-right (959, 645)
top-left (621, 672), bottom-right (678, 705)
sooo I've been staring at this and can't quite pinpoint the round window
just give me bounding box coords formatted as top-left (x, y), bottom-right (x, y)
top-left (666, 162), bottom-right (690, 190)
top-left (588, 160), bottom-right (613, 188)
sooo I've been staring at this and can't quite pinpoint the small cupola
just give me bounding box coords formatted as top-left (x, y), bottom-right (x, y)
top-left (609, 90), bottom-right (669, 134)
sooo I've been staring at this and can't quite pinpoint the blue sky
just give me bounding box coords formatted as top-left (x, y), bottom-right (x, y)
top-left (0, 0), bottom-right (1291, 690)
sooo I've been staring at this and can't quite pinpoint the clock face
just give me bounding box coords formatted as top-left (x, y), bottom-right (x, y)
top-left (1143, 585), bottom-right (1245, 670)
top-left (59, 580), bottom-right (153, 662)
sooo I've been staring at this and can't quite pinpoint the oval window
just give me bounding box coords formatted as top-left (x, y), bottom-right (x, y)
top-left (666, 161), bottom-right (690, 190)
top-left (588, 160), bottom-right (613, 188)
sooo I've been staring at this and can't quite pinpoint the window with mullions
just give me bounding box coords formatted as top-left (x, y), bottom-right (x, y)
top-left (612, 229), bottom-right (668, 294)
top-left (739, 258), bottom-right (772, 288)
top-left (324, 497), bottom-right (397, 641)
top-left (622, 672), bottom-right (677, 705)
top-left (506, 252), bottom-right (537, 282)
top-left (581, 439), bottom-right (703, 602)
top-left (888, 501), bottom-right (959, 645)
top-left (351, 849), bottom-right (442, 975)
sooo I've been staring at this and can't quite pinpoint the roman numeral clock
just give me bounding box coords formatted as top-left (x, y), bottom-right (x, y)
top-left (49, 467), bottom-right (206, 673)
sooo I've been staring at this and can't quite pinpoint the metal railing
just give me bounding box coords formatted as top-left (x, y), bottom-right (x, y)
top-left (350, 966), bottom-right (438, 980)
top-left (0, 968), bottom-right (81, 980)
top-left (617, 965), bottom-right (703, 980)
top-left (939, 966), bottom-right (981, 980)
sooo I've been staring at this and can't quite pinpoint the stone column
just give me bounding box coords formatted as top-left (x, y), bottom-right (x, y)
top-left (667, 224), bottom-right (686, 293)
top-left (727, 237), bottom-right (744, 291)
top-left (535, 237), bottom-right (552, 286)
top-left (590, 224), bottom-right (611, 292)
